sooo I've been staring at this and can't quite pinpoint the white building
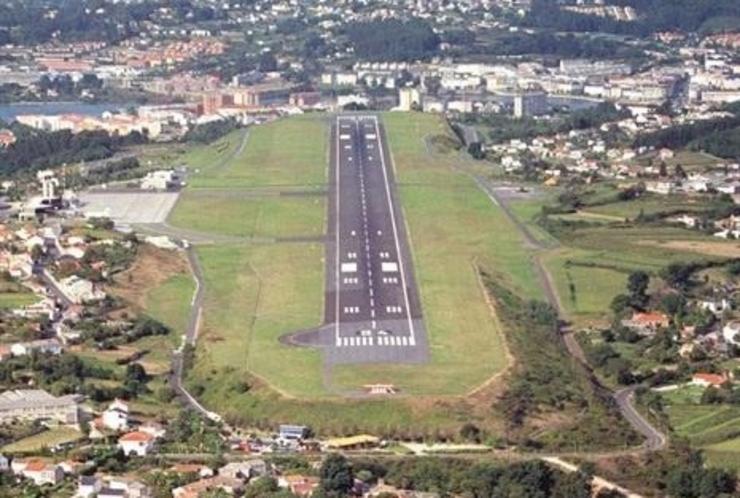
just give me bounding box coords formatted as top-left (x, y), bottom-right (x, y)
top-left (397, 87), bottom-right (422, 111)
top-left (102, 399), bottom-right (130, 431)
top-left (11, 338), bottom-right (63, 357)
top-left (723, 321), bottom-right (740, 345)
top-left (59, 275), bottom-right (105, 304)
top-left (12, 459), bottom-right (64, 486)
top-left (0, 389), bottom-right (80, 424)
top-left (118, 431), bottom-right (156, 457)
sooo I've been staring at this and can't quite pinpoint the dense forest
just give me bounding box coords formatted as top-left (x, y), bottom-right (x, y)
top-left (523, 0), bottom-right (740, 36)
top-left (477, 32), bottom-right (645, 60)
top-left (344, 19), bottom-right (440, 62)
top-left (0, 126), bottom-right (147, 176)
top-left (0, 0), bottom-right (222, 45)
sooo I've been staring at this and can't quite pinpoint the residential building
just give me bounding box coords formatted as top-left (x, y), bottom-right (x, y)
top-left (12, 459), bottom-right (64, 486)
top-left (0, 389), bottom-right (81, 424)
top-left (101, 399), bottom-right (130, 432)
top-left (278, 475), bottom-right (320, 497)
top-left (11, 338), bottom-right (63, 357)
top-left (514, 91), bottom-right (547, 118)
top-left (118, 431), bottom-right (155, 457)
top-left (398, 87), bottom-right (422, 111)
top-left (692, 372), bottom-right (731, 387)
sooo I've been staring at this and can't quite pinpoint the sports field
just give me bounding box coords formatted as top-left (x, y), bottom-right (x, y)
top-left (168, 113), bottom-right (542, 433)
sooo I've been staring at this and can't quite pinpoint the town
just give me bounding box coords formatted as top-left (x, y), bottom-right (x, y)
top-left (0, 0), bottom-right (738, 497)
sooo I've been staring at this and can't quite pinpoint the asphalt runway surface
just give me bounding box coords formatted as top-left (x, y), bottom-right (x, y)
top-left (289, 115), bottom-right (429, 365)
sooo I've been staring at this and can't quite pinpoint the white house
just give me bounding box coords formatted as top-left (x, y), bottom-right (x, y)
top-left (118, 431), bottom-right (155, 457)
top-left (11, 338), bottom-right (63, 357)
top-left (102, 399), bottom-right (130, 431)
top-left (723, 321), bottom-right (740, 345)
top-left (13, 459), bottom-right (64, 486)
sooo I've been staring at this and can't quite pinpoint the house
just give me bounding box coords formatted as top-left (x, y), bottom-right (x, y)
top-left (0, 454), bottom-right (8, 472)
top-left (169, 463), bottom-right (214, 478)
top-left (11, 338), bottom-right (63, 357)
top-left (278, 475), bottom-right (320, 497)
top-left (173, 476), bottom-right (244, 498)
top-left (366, 479), bottom-right (439, 497)
top-left (279, 424), bottom-right (308, 441)
top-left (218, 459), bottom-right (268, 481)
top-left (100, 476), bottom-right (151, 498)
top-left (322, 435), bottom-right (380, 451)
top-left (698, 298), bottom-right (732, 315)
top-left (723, 321), bottom-right (740, 345)
top-left (77, 475), bottom-right (102, 497)
top-left (621, 311), bottom-right (670, 335)
top-left (101, 399), bottom-right (130, 431)
top-left (692, 372), bottom-right (731, 388)
top-left (58, 275), bottom-right (105, 304)
top-left (0, 389), bottom-right (81, 423)
top-left (13, 459), bottom-right (64, 486)
top-left (118, 431), bottom-right (155, 457)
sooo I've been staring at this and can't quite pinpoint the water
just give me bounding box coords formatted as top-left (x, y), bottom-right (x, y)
top-left (0, 101), bottom-right (135, 122)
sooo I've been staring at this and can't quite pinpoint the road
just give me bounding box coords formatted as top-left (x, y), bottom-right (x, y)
top-left (286, 115), bottom-right (428, 366)
top-left (476, 177), bottom-right (667, 452)
top-left (168, 246), bottom-right (217, 421)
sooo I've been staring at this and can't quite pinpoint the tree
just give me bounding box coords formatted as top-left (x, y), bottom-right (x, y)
top-left (319, 454), bottom-right (354, 497)
top-left (626, 271), bottom-right (650, 309)
top-left (459, 423), bottom-right (482, 443)
top-left (553, 471), bottom-right (592, 498)
top-left (245, 476), bottom-right (279, 498)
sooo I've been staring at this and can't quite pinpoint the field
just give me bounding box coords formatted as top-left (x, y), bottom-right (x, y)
top-left (0, 291), bottom-right (37, 309)
top-left (167, 113), bottom-right (544, 434)
top-left (169, 191), bottom-right (325, 239)
top-left (660, 385), bottom-right (740, 473)
top-left (3, 426), bottom-right (82, 453)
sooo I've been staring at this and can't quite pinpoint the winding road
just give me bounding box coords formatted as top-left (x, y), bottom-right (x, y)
top-left (474, 175), bottom-right (667, 452)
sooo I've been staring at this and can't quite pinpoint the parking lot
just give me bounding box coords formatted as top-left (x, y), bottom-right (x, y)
top-left (78, 191), bottom-right (180, 224)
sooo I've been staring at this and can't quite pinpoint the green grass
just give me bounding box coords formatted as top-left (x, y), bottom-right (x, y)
top-left (704, 437), bottom-right (740, 473)
top-left (137, 273), bottom-right (195, 371)
top-left (3, 427), bottom-right (83, 453)
top-left (543, 249), bottom-right (627, 321)
top-left (0, 292), bottom-right (37, 309)
top-left (584, 194), bottom-right (714, 219)
top-left (188, 116), bottom-right (327, 188)
top-left (192, 243), bottom-right (325, 397)
top-left (169, 191), bottom-right (325, 239)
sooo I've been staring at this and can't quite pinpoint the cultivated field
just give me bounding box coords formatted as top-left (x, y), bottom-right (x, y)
top-left (2, 426), bottom-right (82, 453)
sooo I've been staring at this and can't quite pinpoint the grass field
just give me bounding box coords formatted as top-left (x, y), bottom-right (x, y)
top-left (0, 292), bottom-right (37, 309)
top-left (187, 116), bottom-right (327, 188)
top-left (170, 191), bottom-right (325, 239)
top-left (3, 426), bottom-right (83, 453)
top-left (658, 385), bottom-right (740, 473)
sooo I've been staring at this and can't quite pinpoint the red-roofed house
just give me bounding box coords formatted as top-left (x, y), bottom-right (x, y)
top-left (692, 372), bottom-right (731, 388)
top-left (279, 475), bottom-right (320, 497)
top-left (622, 311), bottom-right (670, 334)
top-left (12, 459), bottom-right (63, 485)
top-left (0, 130), bottom-right (15, 148)
top-left (118, 431), bottom-right (155, 456)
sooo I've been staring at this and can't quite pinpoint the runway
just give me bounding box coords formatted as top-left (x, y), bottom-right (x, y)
top-left (288, 114), bottom-right (428, 365)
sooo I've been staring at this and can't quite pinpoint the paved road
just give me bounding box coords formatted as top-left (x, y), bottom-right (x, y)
top-left (287, 115), bottom-right (428, 365)
top-left (476, 177), bottom-right (667, 452)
